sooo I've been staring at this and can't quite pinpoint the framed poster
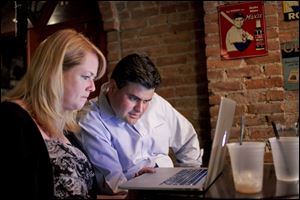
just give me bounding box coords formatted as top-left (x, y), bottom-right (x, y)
top-left (282, 1), bottom-right (299, 21)
top-left (281, 40), bottom-right (299, 91)
top-left (218, 1), bottom-right (268, 60)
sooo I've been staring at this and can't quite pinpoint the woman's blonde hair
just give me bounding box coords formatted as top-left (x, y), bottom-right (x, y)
top-left (3, 29), bottom-right (106, 137)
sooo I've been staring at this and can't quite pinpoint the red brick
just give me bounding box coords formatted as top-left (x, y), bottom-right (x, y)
top-left (157, 55), bottom-right (187, 66)
top-left (156, 87), bottom-right (175, 99)
top-left (140, 24), bottom-right (170, 36)
top-left (121, 19), bottom-right (146, 30)
top-left (246, 52), bottom-right (281, 65)
top-left (266, 90), bottom-right (285, 101)
top-left (248, 103), bottom-right (283, 114)
top-left (227, 66), bottom-right (261, 78)
top-left (264, 63), bottom-right (282, 76)
top-left (209, 81), bottom-right (242, 92)
top-left (245, 90), bottom-right (267, 102)
top-left (266, 27), bottom-right (279, 39)
top-left (131, 8), bottom-right (159, 19)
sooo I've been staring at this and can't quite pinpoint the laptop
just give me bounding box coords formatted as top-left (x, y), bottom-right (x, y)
top-left (119, 97), bottom-right (236, 192)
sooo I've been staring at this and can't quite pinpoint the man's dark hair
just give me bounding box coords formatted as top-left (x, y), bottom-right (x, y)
top-left (233, 12), bottom-right (245, 19)
top-left (111, 53), bottom-right (161, 89)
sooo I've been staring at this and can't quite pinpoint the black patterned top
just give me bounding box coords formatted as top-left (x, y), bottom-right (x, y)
top-left (45, 139), bottom-right (95, 199)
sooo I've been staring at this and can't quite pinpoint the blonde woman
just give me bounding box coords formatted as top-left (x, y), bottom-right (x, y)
top-left (1, 29), bottom-right (106, 199)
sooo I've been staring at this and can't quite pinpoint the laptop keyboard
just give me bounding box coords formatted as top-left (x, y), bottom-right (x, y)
top-left (160, 168), bottom-right (207, 186)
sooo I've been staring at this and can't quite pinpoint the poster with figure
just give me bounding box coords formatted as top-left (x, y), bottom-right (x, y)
top-left (218, 1), bottom-right (268, 60)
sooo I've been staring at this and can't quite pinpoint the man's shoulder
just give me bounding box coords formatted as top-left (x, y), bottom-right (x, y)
top-left (143, 93), bottom-right (175, 119)
top-left (152, 93), bottom-right (173, 108)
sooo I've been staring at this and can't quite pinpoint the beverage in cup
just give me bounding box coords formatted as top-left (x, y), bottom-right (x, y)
top-left (227, 142), bottom-right (265, 194)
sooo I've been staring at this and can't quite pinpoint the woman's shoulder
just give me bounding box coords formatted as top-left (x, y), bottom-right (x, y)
top-left (1, 100), bottom-right (20, 109)
top-left (1, 101), bottom-right (31, 121)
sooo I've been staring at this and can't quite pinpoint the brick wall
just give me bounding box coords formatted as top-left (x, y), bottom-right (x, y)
top-left (204, 1), bottom-right (299, 162)
top-left (98, 1), bottom-right (299, 164)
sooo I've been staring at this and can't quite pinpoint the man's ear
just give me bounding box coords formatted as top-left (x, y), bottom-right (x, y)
top-left (108, 79), bottom-right (118, 92)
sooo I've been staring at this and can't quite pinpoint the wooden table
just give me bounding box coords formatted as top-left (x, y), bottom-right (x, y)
top-left (121, 163), bottom-right (299, 199)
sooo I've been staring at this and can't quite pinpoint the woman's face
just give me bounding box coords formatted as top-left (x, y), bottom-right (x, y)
top-left (63, 52), bottom-right (98, 111)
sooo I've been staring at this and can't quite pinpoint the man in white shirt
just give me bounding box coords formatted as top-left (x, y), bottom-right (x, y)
top-left (76, 53), bottom-right (203, 194)
top-left (225, 12), bottom-right (253, 52)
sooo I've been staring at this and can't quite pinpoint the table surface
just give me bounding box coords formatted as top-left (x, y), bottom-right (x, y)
top-left (123, 163), bottom-right (299, 199)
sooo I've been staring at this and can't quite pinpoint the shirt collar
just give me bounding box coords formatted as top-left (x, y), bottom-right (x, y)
top-left (97, 82), bottom-right (116, 121)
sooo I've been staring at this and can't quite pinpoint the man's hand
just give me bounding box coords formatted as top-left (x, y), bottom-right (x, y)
top-left (134, 167), bottom-right (156, 177)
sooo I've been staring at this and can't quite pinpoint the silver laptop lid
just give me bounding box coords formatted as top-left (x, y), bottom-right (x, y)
top-left (204, 97), bottom-right (236, 188)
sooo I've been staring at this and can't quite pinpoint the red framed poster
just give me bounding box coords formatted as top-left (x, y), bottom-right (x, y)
top-left (218, 1), bottom-right (268, 60)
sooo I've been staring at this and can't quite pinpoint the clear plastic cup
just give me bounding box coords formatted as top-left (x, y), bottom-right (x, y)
top-left (275, 123), bottom-right (298, 137)
top-left (269, 137), bottom-right (299, 181)
top-left (227, 142), bottom-right (265, 194)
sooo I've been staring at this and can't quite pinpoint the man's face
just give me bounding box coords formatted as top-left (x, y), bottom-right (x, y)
top-left (108, 81), bottom-right (155, 124)
top-left (234, 17), bottom-right (244, 29)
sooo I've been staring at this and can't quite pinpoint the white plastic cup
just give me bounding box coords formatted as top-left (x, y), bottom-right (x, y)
top-left (269, 137), bottom-right (299, 181)
top-left (227, 142), bottom-right (265, 194)
top-left (276, 180), bottom-right (300, 196)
